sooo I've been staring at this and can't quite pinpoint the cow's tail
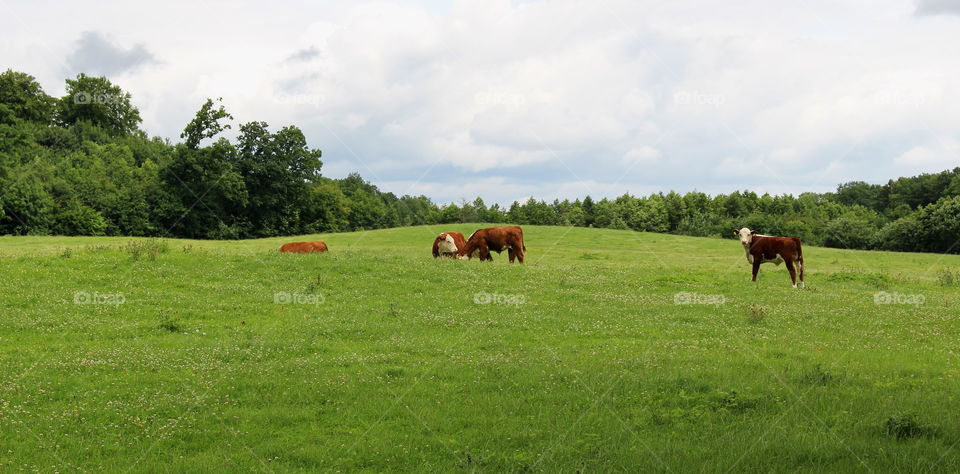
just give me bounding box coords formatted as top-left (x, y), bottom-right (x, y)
top-left (794, 238), bottom-right (804, 281)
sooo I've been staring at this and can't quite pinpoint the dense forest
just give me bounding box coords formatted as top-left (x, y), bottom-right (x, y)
top-left (2, 69), bottom-right (959, 253)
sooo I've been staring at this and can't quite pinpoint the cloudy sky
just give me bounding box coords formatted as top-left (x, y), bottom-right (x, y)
top-left (3, 0), bottom-right (959, 204)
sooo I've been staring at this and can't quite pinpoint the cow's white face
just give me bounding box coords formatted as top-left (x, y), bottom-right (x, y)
top-left (437, 234), bottom-right (458, 254)
top-left (458, 248), bottom-right (479, 260)
top-left (736, 227), bottom-right (756, 246)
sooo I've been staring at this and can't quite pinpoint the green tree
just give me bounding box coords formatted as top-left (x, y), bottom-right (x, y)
top-left (303, 180), bottom-right (351, 232)
top-left (0, 69), bottom-right (55, 123)
top-left (913, 196), bottom-right (960, 253)
top-left (834, 181), bottom-right (884, 211)
top-left (156, 140), bottom-right (248, 238)
top-left (621, 195), bottom-right (669, 232)
top-left (0, 161), bottom-right (56, 234)
top-left (182, 98), bottom-right (232, 149)
top-left (875, 214), bottom-right (919, 252)
top-left (56, 74), bottom-right (142, 135)
top-left (233, 121), bottom-right (322, 236)
top-left (337, 173), bottom-right (394, 230)
top-left (662, 191), bottom-right (685, 231)
top-left (823, 214), bottom-right (879, 249)
top-left (438, 203), bottom-right (462, 224)
top-left (592, 199), bottom-right (618, 228)
top-left (0, 105), bottom-right (42, 173)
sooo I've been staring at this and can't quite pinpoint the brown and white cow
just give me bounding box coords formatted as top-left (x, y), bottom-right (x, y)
top-left (458, 226), bottom-right (526, 263)
top-left (734, 228), bottom-right (804, 288)
top-left (432, 232), bottom-right (467, 258)
top-left (279, 241), bottom-right (328, 253)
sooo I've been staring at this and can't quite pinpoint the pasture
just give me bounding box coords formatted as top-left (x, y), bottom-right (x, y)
top-left (1, 225), bottom-right (958, 472)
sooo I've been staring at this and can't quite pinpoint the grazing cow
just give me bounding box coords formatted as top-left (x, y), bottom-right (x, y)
top-left (279, 241), bottom-right (328, 253)
top-left (458, 226), bottom-right (526, 263)
top-left (734, 228), bottom-right (804, 288)
top-left (432, 232), bottom-right (467, 258)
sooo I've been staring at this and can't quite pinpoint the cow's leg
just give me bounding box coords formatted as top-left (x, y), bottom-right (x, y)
top-left (797, 257), bottom-right (805, 288)
top-left (516, 248), bottom-right (524, 264)
top-left (508, 247), bottom-right (519, 263)
top-left (785, 259), bottom-right (798, 288)
top-left (752, 259), bottom-right (761, 282)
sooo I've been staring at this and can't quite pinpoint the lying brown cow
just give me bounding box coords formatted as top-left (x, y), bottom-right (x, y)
top-left (432, 232), bottom-right (467, 258)
top-left (734, 228), bottom-right (804, 288)
top-left (279, 241), bottom-right (328, 253)
top-left (458, 226), bottom-right (526, 263)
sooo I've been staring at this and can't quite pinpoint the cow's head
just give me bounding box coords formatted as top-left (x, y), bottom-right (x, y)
top-left (457, 246), bottom-right (480, 260)
top-left (734, 227), bottom-right (758, 246)
top-left (436, 233), bottom-right (458, 254)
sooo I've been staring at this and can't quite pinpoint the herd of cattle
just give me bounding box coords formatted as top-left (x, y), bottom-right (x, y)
top-left (277, 225), bottom-right (805, 288)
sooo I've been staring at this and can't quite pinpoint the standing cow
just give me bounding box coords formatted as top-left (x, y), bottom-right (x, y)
top-left (458, 226), bottom-right (526, 263)
top-left (432, 232), bottom-right (467, 258)
top-left (734, 228), bottom-right (804, 288)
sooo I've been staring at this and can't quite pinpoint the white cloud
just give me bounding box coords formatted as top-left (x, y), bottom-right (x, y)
top-left (622, 146), bottom-right (662, 166)
top-left (894, 138), bottom-right (960, 172)
top-left (916, 0), bottom-right (960, 16)
top-left (1, 0), bottom-right (958, 204)
top-left (66, 31), bottom-right (157, 77)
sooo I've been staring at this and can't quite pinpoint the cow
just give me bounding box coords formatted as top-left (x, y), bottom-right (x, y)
top-left (432, 232), bottom-right (467, 258)
top-left (279, 241), bottom-right (328, 253)
top-left (734, 228), bottom-right (804, 288)
top-left (458, 226), bottom-right (526, 263)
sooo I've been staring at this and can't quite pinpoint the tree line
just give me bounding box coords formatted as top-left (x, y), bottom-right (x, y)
top-left (2, 69), bottom-right (959, 253)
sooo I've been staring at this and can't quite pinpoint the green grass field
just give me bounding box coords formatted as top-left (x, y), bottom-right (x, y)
top-left (1, 225), bottom-right (959, 472)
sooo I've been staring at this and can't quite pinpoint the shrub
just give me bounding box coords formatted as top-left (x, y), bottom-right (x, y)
top-left (914, 196), bottom-right (960, 253)
top-left (747, 304), bottom-right (767, 323)
top-left (801, 364), bottom-right (834, 385)
top-left (823, 215), bottom-right (879, 250)
top-left (158, 313), bottom-right (182, 333)
top-left (874, 215), bottom-right (918, 252)
top-left (123, 239), bottom-right (170, 261)
top-left (885, 414), bottom-right (935, 440)
top-left (937, 269), bottom-right (958, 287)
top-left (53, 201), bottom-right (108, 236)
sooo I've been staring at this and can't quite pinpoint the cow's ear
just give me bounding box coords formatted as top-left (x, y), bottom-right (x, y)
top-left (731, 229), bottom-right (738, 236)
top-left (750, 230), bottom-right (758, 236)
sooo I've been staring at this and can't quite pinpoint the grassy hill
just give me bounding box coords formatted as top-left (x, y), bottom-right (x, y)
top-left (1, 225), bottom-right (958, 472)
